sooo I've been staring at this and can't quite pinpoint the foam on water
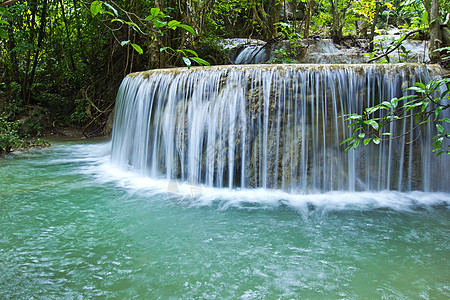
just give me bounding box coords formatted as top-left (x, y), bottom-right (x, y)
top-left (66, 141), bottom-right (450, 213)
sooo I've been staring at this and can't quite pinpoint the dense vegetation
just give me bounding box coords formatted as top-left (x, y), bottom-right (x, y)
top-left (0, 0), bottom-right (449, 154)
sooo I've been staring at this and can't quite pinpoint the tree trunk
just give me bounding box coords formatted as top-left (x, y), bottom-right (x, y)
top-left (304, 0), bottom-right (315, 38)
top-left (424, 0), bottom-right (450, 61)
top-left (28, 0), bottom-right (48, 103)
top-left (58, 0), bottom-right (76, 71)
top-left (253, 1), bottom-right (281, 40)
top-left (330, 0), bottom-right (351, 43)
top-left (369, 1), bottom-right (380, 52)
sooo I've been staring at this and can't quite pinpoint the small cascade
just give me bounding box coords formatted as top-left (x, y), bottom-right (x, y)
top-left (111, 64), bottom-right (449, 193)
top-left (374, 35), bottom-right (428, 63)
top-left (234, 45), bottom-right (267, 64)
top-left (222, 38), bottom-right (271, 64)
top-left (299, 39), bottom-right (367, 64)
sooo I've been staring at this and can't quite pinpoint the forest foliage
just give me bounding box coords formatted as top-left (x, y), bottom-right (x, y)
top-left (0, 0), bottom-right (449, 154)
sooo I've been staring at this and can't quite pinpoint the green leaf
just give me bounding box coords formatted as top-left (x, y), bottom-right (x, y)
top-left (436, 124), bottom-right (444, 133)
top-left (353, 126), bottom-right (363, 135)
top-left (358, 132), bottom-right (365, 139)
top-left (190, 57), bottom-right (210, 66)
top-left (421, 11), bottom-right (428, 27)
top-left (415, 113), bottom-right (421, 124)
top-left (167, 20), bottom-right (181, 29)
top-left (373, 137), bottom-right (380, 145)
top-left (153, 19), bottom-right (166, 28)
top-left (344, 143), bottom-right (354, 152)
top-left (380, 101), bottom-right (393, 109)
top-left (184, 49), bottom-right (198, 57)
top-left (340, 136), bottom-right (355, 145)
top-left (178, 24), bottom-right (195, 35)
top-left (436, 151), bottom-right (445, 156)
top-left (363, 138), bottom-right (372, 145)
top-left (90, 1), bottom-right (103, 16)
top-left (103, 2), bottom-right (118, 16)
top-left (435, 106), bottom-right (443, 119)
top-left (366, 106), bottom-right (381, 114)
top-left (122, 21), bottom-right (141, 32)
top-left (398, 94), bottom-right (417, 102)
top-left (433, 137), bottom-right (443, 150)
top-left (438, 118), bottom-right (450, 123)
top-left (182, 57), bottom-right (191, 68)
top-left (131, 43), bottom-right (143, 54)
top-left (151, 8), bottom-right (161, 17)
top-left (345, 115), bottom-right (363, 121)
top-left (367, 120), bottom-right (379, 130)
top-left (160, 46), bottom-right (172, 52)
top-left (405, 100), bottom-right (423, 109)
top-left (407, 86), bottom-right (425, 93)
top-left (414, 82), bottom-right (426, 89)
top-left (120, 40), bottom-right (130, 46)
top-left (0, 19), bottom-right (9, 25)
top-left (420, 102), bottom-right (427, 113)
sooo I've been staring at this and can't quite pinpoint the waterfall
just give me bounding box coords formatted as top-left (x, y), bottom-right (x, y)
top-left (111, 64), bottom-right (449, 193)
top-left (234, 45), bottom-right (268, 64)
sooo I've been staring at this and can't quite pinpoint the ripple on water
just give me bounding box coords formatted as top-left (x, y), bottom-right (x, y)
top-left (0, 142), bottom-right (449, 298)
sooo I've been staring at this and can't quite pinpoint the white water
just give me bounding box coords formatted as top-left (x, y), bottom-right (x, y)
top-left (110, 64), bottom-right (449, 194)
top-left (222, 38), bottom-right (269, 64)
top-left (71, 141), bottom-right (450, 212)
top-left (234, 45), bottom-right (268, 64)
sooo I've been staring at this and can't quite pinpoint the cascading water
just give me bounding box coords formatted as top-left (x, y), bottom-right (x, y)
top-left (111, 64), bottom-right (449, 193)
top-left (234, 45), bottom-right (268, 64)
top-left (220, 38), bottom-right (268, 64)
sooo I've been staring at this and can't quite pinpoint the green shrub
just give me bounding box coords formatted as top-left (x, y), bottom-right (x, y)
top-left (0, 115), bottom-right (22, 154)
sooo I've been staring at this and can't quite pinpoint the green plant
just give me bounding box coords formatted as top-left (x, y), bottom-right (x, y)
top-left (0, 8), bottom-right (9, 40)
top-left (89, 1), bottom-right (208, 68)
top-left (0, 115), bottom-right (22, 154)
top-left (366, 27), bottom-right (427, 63)
top-left (275, 21), bottom-right (301, 42)
top-left (365, 36), bottom-right (394, 63)
top-left (267, 49), bottom-right (299, 64)
top-left (160, 47), bottom-right (209, 68)
top-left (70, 98), bottom-right (90, 125)
top-left (341, 77), bottom-right (450, 155)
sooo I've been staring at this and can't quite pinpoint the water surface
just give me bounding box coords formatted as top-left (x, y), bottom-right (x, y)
top-left (1, 141), bottom-right (448, 298)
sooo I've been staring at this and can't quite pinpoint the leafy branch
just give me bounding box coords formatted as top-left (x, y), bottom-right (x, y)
top-left (160, 47), bottom-right (210, 68)
top-left (367, 28), bottom-right (428, 63)
top-left (89, 1), bottom-right (198, 58)
top-left (341, 77), bottom-right (450, 156)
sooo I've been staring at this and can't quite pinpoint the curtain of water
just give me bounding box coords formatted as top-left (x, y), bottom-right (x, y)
top-left (110, 64), bottom-right (449, 193)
